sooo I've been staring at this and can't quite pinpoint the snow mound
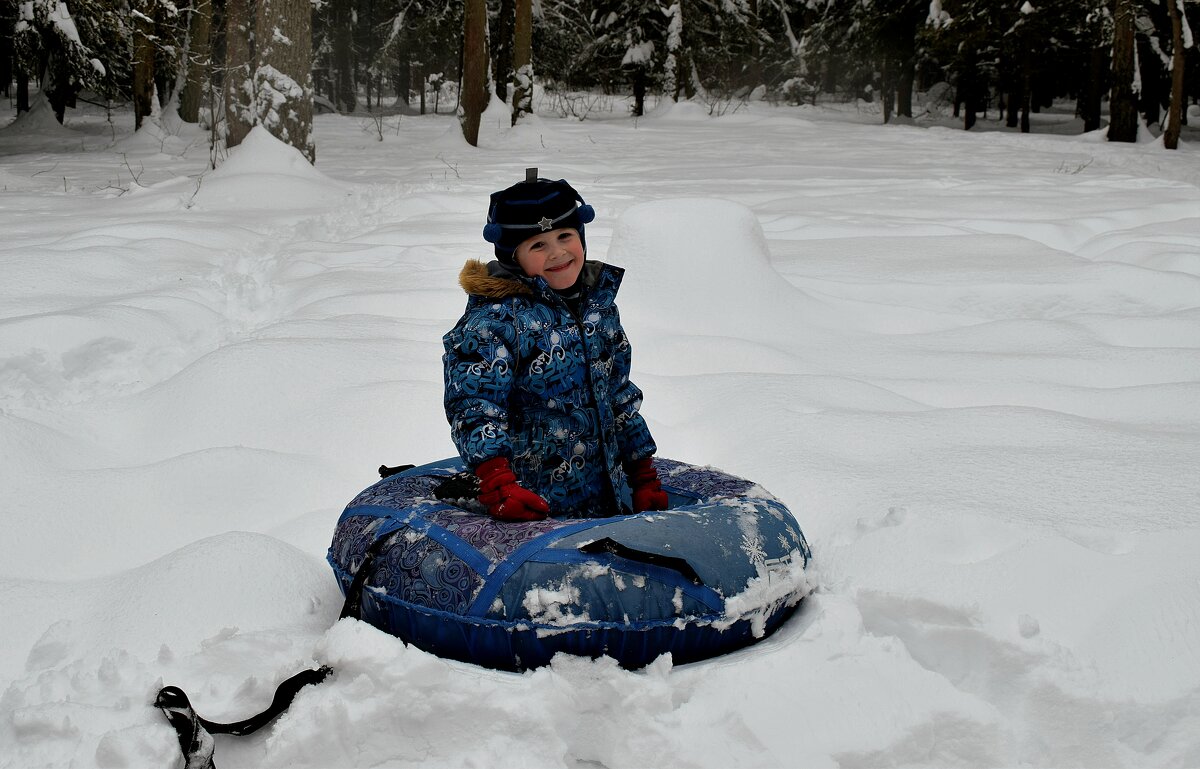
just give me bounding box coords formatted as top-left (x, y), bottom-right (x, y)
top-left (2, 94), bottom-right (75, 135)
top-left (648, 99), bottom-right (710, 121)
top-left (473, 94), bottom-right (517, 149)
top-left (264, 620), bottom-right (770, 769)
top-left (37, 532), bottom-right (335, 660)
top-left (609, 198), bottom-right (832, 343)
top-left (0, 532), bottom-right (339, 769)
top-left (193, 127), bottom-right (347, 210)
top-left (109, 120), bottom-right (198, 157)
top-left (212, 127), bottom-right (327, 181)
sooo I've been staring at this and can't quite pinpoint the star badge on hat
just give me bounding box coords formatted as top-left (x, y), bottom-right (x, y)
top-left (537, 216), bottom-right (553, 231)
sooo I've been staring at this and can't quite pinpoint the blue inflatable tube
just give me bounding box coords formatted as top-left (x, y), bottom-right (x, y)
top-left (327, 457), bottom-right (813, 670)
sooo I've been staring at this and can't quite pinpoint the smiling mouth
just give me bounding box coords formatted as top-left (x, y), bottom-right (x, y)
top-left (546, 261), bottom-right (573, 272)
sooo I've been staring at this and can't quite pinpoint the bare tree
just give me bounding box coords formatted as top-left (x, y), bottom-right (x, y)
top-left (461, 0), bottom-right (488, 146)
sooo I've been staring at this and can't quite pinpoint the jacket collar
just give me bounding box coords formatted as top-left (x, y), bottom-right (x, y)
top-left (458, 259), bottom-right (622, 303)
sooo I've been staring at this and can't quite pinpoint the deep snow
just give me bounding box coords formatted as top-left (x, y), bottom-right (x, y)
top-left (1, 94), bottom-right (1199, 768)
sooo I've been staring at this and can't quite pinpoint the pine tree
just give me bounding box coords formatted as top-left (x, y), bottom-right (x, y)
top-left (12, 0), bottom-right (117, 123)
top-left (533, 0), bottom-right (595, 93)
top-left (592, 0), bottom-right (666, 116)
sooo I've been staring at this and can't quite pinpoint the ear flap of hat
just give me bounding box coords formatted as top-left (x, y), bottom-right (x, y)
top-left (554, 180), bottom-right (594, 225)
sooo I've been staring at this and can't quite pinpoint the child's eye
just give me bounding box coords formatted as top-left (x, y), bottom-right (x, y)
top-left (558, 232), bottom-right (574, 241)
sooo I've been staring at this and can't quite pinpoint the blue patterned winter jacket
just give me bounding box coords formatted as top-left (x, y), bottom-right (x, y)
top-left (443, 259), bottom-right (657, 518)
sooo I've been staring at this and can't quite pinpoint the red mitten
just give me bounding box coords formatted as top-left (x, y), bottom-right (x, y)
top-left (625, 457), bottom-right (669, 513)
top-left (474, 457), bottom-right (551, 521)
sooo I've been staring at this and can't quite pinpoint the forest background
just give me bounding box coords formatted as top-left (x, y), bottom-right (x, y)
top-left (4, 0), bottom-right (1200, 159)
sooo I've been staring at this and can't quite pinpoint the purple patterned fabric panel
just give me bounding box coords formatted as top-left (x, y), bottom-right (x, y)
top-left (347, 473), bottom-right (441, 509)
top-left (421, 508), bottom-right (579, 564)
top-left (654, 458), bottom-right (760, 500)
top-left (372, 534), bottom-right (480, 614)
top-left (330, 514), bottom-right (384, 574)
top-left (331, 513), bottom-right (481, 613)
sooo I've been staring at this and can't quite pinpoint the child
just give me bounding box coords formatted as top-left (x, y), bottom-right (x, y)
top-left (443, 169), bottom-right (668, 521)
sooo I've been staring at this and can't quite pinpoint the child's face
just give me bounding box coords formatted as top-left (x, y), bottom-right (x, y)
top-left (514, 227), bottom-right (585, 291)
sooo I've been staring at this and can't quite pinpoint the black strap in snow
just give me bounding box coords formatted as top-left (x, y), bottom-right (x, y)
top-left (199, 666), bottom-right (333, 735)
top-left (156, 477), bottom-right (402, 767)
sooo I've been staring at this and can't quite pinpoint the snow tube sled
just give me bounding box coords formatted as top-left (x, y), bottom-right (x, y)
top-left (327, 457), bottom-right (813, 671)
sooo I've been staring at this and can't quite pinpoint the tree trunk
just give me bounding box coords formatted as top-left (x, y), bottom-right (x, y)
top-left (632, 69), bottom-right (646, 117)
top-left (255, 0), bottom-right (314, 162)
top-left (1019, 42), bottom-right (1031, 133)
top-left (133, 0), bottom-right (156, 129)
top-left (332, 0), bottom-right (356, 112)
top-left (396, 50), bottom-right (410, 105)
top-left (896, 55), bottom-right (915, 118)
top-left (744, 0), bottom-right (762, 88)
top-left (492, 0), bottom-right (514, 100)
top-left (0, 13), bottom-right (12, 98)
top-left (960, 50), bottom-right (977, 130)
top-left (662, 1), bottom-right (682, 101)
top-left (881, 56), bottom-right (894, 123)
top-left (179, 0), bottom-right (213, 123)
top-left (17, 70), bottom-right (29, 113)
top-left (1020, 74), bottom-right (1031, 133)
top-left (44, 61), bottom-right (68, 123)
top-left (225, 0), bottom-right (256, 149)
top-left (893, 8), bottom-right (917, 119)
top-left (674, 0), bottom-right (696, 100)
top-left (1137, 36), bottom-right (1161, 127)
top-left (1163, 0), bottom-right (1185, 149)
top-left (1004, 51), bottom-right (1019, 129)
top-left (461, 0), bottom-right (488, 146)
top-left (510, 0), bottom-right (532, 125)
top-left (1109, 0), bottom-right (1139, 142)
top-left (1079, 45), bottom-right (1106, 132)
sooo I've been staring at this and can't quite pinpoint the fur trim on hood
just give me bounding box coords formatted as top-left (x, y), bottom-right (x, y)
top-left (458, 259), bottom-right (533, 299)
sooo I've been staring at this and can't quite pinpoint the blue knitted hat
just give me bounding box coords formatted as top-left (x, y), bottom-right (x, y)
top-left (483, 168), bottom-right (596, 262)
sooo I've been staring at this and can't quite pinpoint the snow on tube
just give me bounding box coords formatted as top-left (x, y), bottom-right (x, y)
top-left (327, 457), bottom-right (814, 671)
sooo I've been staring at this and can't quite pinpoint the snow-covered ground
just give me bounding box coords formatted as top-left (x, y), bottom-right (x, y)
top-left (2, 93), bottom-right (1199, 768)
